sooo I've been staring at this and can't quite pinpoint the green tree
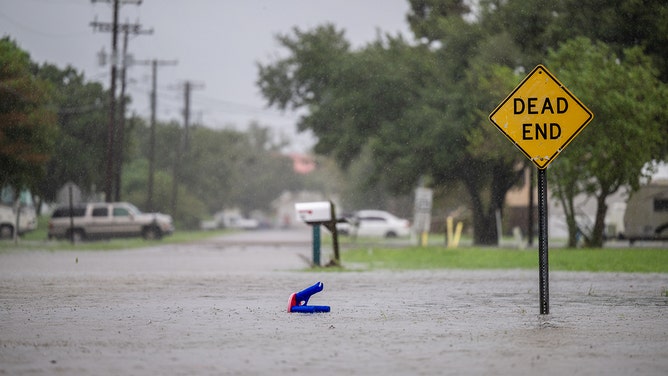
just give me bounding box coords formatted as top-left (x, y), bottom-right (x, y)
top-left (121, 157), bottom-right (206, 229)
top-left (338, 144), bottom-right (412, 215)
top-left (126, 118), bottom-right (302, 227)
top-left (259, 15), bottom-right (518, 244)
top-left (257, 24), bottom-right (351, 112)
top-left (257, 12), bottom-right (527, 244)
top-left (257, 25), bottom-right (432, 197)
top-left (480, 0), bottom-right (668, 81)
top-left (0, 37), bottom-right (57, 191)
top-left (180, 123), bottom-right (299, 217)
top-left (234, 123), bottom-right (302, 214)
top-left (546, 37), bottom-right (668, 247)
top-left (181, 126), bottom-right (243, 212)
top-left (126, 119), bottom-right (209, 228)
top-left (34, 64), bottom-right (108, 202)
top-left (407, 0), bottom-right (473, 41)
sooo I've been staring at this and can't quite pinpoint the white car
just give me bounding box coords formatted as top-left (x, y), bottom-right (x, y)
top-left (348, 210), bottom-right (410, 238)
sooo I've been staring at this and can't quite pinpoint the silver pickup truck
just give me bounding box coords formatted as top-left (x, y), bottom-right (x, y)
top-left (48, 202), bottom-right (174, 241)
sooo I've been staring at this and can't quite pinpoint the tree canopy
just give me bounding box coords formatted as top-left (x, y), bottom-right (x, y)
top-left (257, 0), bottom-right (668, 245)
top-left (257, 7), bottom-right (526, 244)
top-left (0, 37), bottom-right (57, 191)
top-left (34, 64), bottom-right (108, 203)
top-left (123, 118), bottom-right (308, 228)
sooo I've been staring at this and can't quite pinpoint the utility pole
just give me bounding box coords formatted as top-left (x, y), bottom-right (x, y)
top-left (182, 81), bottom-right (204, 152)
top-left (115, 21), bottom-right (153, 202)
top-left (133, 59), bottom-right (177, 211)
top-left (90, 0), bottom-right (142, 202)
top-left (171, 80), bottom-right (203, 216)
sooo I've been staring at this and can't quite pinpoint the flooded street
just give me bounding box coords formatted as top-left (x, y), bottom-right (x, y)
top-left (1, 230), bottom-right (667, 375)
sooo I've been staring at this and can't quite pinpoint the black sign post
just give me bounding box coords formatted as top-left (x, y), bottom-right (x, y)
top-left (537, 169), bottom-right (549, 314)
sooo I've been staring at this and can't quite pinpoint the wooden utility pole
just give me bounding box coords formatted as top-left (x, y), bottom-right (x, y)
top-left (133, 59), bottom-right (178, 211)
top-left (115, 21), bottom-right (153, 202)
top-left (182, 81), bottom-right (204, 152)
top-left (170, 81), bottom-right (203, 216)
top-left (90, 0), bottom-right (142, 202)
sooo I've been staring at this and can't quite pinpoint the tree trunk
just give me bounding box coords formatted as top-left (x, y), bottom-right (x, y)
top-left (561, 193), bottom-right (579, 248)
top-left (34, 192), bottom-right (43, 216)
top-left (473, 212), bottom-right (499, 245)
top-left (551, 171), bottom-right (580, 248)
top-left (587, 188), bottom-right (612, 248)
top-left (463, 177), bottom-right (498, 246)
top-left (459, 162), bottom-right (522, 246)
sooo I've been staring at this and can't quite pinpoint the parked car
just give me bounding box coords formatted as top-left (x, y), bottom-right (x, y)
top-left (335, 212), bottom-right (355, 235)
top-left (48, 202), bottom-right (174, 241)
top-left (221, 215), bottom-right (259, 230)
top-left (342, 210), bottom-right (411, 238)
top-left (215, 210), bottom-right (260, 230)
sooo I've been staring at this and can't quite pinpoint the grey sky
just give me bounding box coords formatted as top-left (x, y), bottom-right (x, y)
top-left (1, 0), bottom-right (413, 151)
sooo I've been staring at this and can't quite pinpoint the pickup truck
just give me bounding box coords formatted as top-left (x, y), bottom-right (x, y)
top-left (48, 202), bottom-right (174, 241)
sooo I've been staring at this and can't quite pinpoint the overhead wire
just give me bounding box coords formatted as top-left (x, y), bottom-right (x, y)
top-left (0, 4), bottom-right (93, 39)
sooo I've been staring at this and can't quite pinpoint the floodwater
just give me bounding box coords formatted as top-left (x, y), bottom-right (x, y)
top-left (1, 229), bottom-right (666, 375)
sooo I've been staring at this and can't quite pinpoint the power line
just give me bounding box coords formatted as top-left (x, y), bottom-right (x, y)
top-left (0, 10), bottom-right (89, 38)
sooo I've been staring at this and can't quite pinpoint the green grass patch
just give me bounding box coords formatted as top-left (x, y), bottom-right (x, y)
top-left (549, 248), bottom-right (668, 273)
top-left (343, 246), bottom-right (668, 273)
top-left (1, 227), bottom-right (231, 252)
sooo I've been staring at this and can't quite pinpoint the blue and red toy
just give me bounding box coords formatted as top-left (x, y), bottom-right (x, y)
top-left (287, 281), bottom-right (331, 313)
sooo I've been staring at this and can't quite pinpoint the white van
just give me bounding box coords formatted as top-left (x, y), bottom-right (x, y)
top-left (623, 180), bottom-right (668, 243)
top-left (0, 186), bottom-right (38, 239)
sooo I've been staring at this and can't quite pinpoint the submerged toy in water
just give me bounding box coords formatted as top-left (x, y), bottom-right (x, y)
top-left (287, 281), bottom-right (331, 313)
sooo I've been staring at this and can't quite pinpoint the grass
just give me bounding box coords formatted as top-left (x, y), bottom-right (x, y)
top-left (3, 219), bottom-right (667, 273)
top-left (342, 246), bottom-right (668, 273)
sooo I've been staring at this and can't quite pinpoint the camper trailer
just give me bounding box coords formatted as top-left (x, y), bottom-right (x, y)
top-left (623, 180), bottom-right (668, 243)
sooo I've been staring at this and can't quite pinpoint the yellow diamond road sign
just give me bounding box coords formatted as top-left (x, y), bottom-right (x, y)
top-left (489, 64), bottom-right (594, 169)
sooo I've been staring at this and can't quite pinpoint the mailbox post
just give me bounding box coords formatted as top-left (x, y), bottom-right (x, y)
top-left (295, 201), bottom-right (341, 267)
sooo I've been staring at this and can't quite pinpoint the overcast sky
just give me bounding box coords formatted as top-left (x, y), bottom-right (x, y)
top-left (1, 0), bottom-right (413, 152)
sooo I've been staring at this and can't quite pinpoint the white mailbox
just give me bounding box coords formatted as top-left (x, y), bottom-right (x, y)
top-left (295, 201), bottom-right (333, 224)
